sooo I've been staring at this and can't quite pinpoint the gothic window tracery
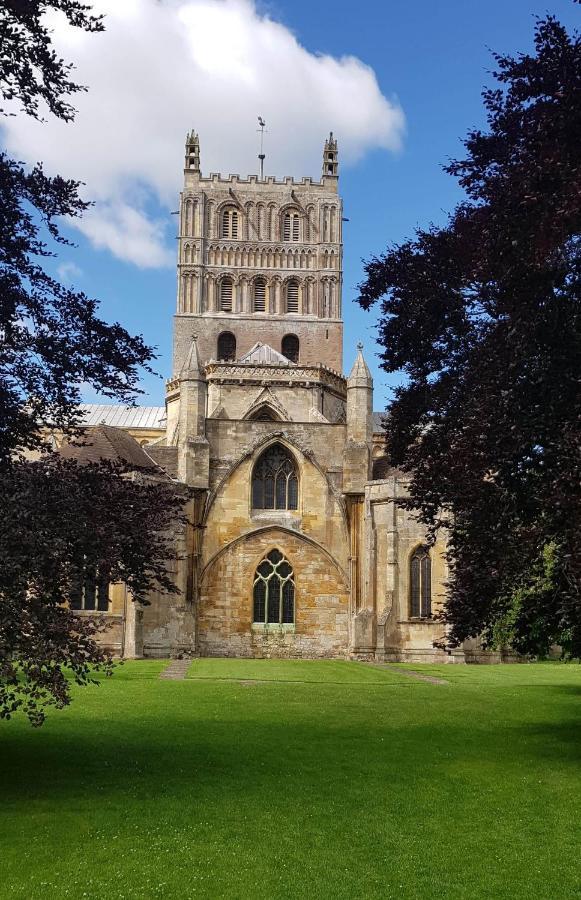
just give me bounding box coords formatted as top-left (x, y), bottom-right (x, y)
top-left (217, 331), bottom-right (236, 361)
top-left (252, 444), bottom-right (298, 511)
top-left (253, 549), bottom-right (295, 624)
top-left (410, 546), bottom-right (432, 618)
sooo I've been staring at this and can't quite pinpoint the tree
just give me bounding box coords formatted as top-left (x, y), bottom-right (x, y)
top-left (0, 456), bottom-right (186, 726)
top-left (358, 14), bottom-right (581, 658)
top-left (0, 3), bottom-right (186, 724)
top-left (1, 1), bottom-right (152, 463)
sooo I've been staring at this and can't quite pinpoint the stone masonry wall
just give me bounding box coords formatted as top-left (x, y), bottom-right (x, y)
top-left (198, 527), bottom-right (349, 658)
top-left (173, 314), bottom-right (343, 374)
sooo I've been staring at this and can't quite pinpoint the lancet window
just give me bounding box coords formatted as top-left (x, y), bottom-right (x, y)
top-left (253, 549), bottom-right (295, 625)
top-left (410, 546), bottom-right (432, 618)
top-left (252, 444), bottom-right (298, 511)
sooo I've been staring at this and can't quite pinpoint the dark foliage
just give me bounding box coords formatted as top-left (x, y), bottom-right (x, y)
top-left (0, 0), bottom-right (104, 120)
top-left (358, 15), bottom-right (581, 657)
top-left (0, 3), bottom-right (184, 724)
top-left (0, 457), bottom-right (186, 725)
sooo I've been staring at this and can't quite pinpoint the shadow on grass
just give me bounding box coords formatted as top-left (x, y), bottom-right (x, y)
top-left (2, 698), bottom-right (581, 810)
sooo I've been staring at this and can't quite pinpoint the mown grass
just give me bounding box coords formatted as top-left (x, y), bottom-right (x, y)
top-left (1, 659), bottom-right (581, 899)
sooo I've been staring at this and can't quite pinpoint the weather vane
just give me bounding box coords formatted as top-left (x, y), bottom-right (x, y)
top-left (257, 116), bottom-right (267, 179)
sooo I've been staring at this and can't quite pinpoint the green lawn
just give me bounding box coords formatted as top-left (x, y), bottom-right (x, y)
top-left (1, 660), bottom-right (581, 899)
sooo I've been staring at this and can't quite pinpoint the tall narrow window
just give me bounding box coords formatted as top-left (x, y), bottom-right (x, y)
top-left (220, 277), bottom-right (233, 311)
top-left (221, 207), bottom-right (238, 239)
top-left (286, 280), bottom-right (299, 313)
top-left (410, 546), bottom-right (432, 618)
top-left (253, 277), bottom-right (266, 312)
top-left (69, 567), bottom-right (110, 612)
top-left (252, 444), bottom-right (298, 510)
top-left (281, 334), bottom-right (299, 363)
top-left (283, 212), bottom-right (300, 242)
top-left (253, 550), bottom-right (295, 625)
top-left (217, 331), bottom-right (236, 361)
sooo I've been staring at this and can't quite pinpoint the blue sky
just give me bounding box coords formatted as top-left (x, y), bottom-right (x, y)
top-left (29, 0), bottom-right (581, 409)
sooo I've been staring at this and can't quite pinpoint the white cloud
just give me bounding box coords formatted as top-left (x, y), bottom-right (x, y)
top-left (2, 0), bottom-right (405, 268)
top-left (56, 261), bottom-right (83, 284)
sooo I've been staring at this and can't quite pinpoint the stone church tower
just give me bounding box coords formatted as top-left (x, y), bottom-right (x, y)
top-left (74, 132), bottom-right (467, 662)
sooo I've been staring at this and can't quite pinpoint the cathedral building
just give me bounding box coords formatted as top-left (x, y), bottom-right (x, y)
top-left (72, 132), bottom-right (458, 662)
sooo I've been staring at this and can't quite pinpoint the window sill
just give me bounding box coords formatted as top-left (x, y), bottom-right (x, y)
top-left (252, 623), bottom-right (296, 633)
top-left (72, 610), bottom-right (119, 617)
top-left (399, 618), bottom-right (436, 625)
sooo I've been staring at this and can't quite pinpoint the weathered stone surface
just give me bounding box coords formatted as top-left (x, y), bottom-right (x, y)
top-left (78, 134), bottom-right (499, 664)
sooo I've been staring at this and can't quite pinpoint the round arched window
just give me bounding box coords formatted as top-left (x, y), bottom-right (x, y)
top-left (217, 331), bottom-right (236, 361)
top-left (281, 334), bottom-right (299, 363)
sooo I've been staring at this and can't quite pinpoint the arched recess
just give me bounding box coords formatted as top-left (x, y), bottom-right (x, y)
top-left (247, 405), bottom-right (282, 422)
top-left (200, 433), bottom-right (350, 556)
top-left (200, 524), bottom-right (348, 588)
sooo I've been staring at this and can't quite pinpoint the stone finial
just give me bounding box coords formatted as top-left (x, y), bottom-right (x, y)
top-left (348, 343), bottom-right (372, 385)
top-left (180, 333), bottom-right (203, 379)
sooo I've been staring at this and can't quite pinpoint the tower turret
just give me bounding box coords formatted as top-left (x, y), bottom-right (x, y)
top-left (185, 130), bottom-right (200, 172)
top-left (343, 342), bottom-right (373, 492)
top-left (177, 334), bottom-right (209, 487)
top-left (322, 132), bottom-right (339, 179)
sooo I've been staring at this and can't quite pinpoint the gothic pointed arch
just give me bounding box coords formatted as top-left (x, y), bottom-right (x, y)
top-left (253, 548), bottom-right (295, 624)
top-left (252, 443), bottom-right (298, 511)
top-left (410, 545), bottom-right (432, 618)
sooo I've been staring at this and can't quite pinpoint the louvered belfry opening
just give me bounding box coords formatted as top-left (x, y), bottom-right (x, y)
top-left (283, 211), bottom-right (300, 242)
top-left (252, 444), bottom-right (298, 511)
top-left (410, 546), bottom-right (432, 618)
top-left (253, 277), bottom-right (266, 312)
top-left (217, 331), bottom-right (236, 361)
top-left (281, 334), bottom-right (299, 363)
top-left (253, 549), bottom-right (295, 624)
top-left (220, 277), bottom-right (233, 311)
top-left (221, 207), bottom-right (238, 239)
top-left (286, 280), bottom-right (299, 313)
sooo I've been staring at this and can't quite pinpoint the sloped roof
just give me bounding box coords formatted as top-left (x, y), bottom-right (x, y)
top-left (238, 342), bottom-right (294, 366)
top-left (59, 425), bottom-right (160, 470)
top-left (77, 404), bottom-right (166, 429)
top-left (373, 412), bottom-right (387, 433)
